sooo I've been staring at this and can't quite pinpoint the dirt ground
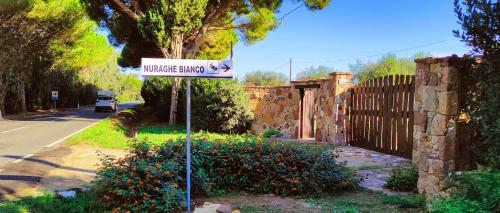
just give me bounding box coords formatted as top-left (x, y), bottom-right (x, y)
top-left (0, 144), bottom-right (126, 200)
top-left (336, 146), bottom-right (411, 194)
top-left (195, 191), bottom-right (423, 213)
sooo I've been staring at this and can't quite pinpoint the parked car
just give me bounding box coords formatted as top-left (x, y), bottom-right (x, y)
top-left (95, 90), bottom-right (118, 112)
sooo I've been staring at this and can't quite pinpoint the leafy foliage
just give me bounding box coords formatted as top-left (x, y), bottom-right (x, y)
top-left (296, 65), bottom-right (333, 80)
top-left (262, 128), bottom-right (282, 138)
top-left (178, 79), bottom-right (254, 133)
top-left (384, 164), bottom-right (418, 192)
top-left (454, 0), bottom-right (500, 168)
top-left (0, 191), bottom-right (99, 213)
top-left (243, 70), bottom-right (288, 86)
top-left (141, 78), bottom-right (254, 133)
top-left (427, 170), bottom-right (500, 213)
top-left (0, 0), bottom-right (142, 115)
top-left (92, 136), bottom-right (361, 212)
top-left (349, 53), bottom-right (426, 83)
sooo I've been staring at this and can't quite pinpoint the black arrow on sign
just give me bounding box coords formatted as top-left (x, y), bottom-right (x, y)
top-left (222, 64), bottom-right (231, 72)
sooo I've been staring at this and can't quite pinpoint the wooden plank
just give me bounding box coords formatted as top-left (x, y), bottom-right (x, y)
top-left (353, 86), bottom-right (358, 146)
top-left (381, 76), bottom-right (388, 152)
top-left (375, 77), bottom-right (382, 150)
top-left (359, 82), bottom-right (366, 148)
top-left (396, 75), bottom-right (405, 155)
top-left (408, 75), bottom-right (415, 159)
top-left (369, 79), bottom-right (376, 150)
top-left (402, 75), bottom-right (411, 157)
top-left (388, 75), bottom-right (395, 154)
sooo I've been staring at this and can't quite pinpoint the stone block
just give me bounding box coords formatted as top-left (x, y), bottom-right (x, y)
top-left (422, 86), bottom-right (437, 112)
top-left (429, 159), bottom-right (445, 175)
top-left (430, 63), bottom-right (441, 73)
top-left (429, 72), bottom-right (439, 86)
top-left (431, 114), bottom-right (448, 136)
top-left (440, 66), bottom-right (458, 84)
top-left (418, 157), bottom-right (429, 172)
top-left (438, 136), bottom-right (455, 161)
top-left (414, 111), bottom-right (427, 125)
top-left (263, 113), bottom-right (273, 123)
top-left (444, 160), bottom-right (455, 174)
top-left (437, 91), bottom-right (458, 115)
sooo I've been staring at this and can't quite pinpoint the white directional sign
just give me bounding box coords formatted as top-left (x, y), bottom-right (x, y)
top-left (141, 58), bottom-right (233, 79)
top-left (51, 91), bottom-right (59, 101)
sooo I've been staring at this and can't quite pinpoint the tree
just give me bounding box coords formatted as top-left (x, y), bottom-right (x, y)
top-left (243, 70), bottom-right (288, 86)
top-left (84, 0), bottom-right (331, 125)
top-left (349, 53), bottom-right (426, 82)
top-left (0, 0), bottom-right (142, 116)
top-left (296, 65), bottom-right (333, 80)
top-left (454, 0), bottom-right (500, 168)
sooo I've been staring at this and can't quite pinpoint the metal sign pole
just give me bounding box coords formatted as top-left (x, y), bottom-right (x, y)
top-left (186, 78), bottom-right (192, 212)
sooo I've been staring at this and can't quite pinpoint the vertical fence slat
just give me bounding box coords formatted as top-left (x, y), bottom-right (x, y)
top-left (402, 75), bottom-right (411, 158)
top-left (376, 77), bottom-right (383, 150)
top-left (408, 75), bottom-right (415, 159)
top-left (396, 75), bottom-right (405, 155)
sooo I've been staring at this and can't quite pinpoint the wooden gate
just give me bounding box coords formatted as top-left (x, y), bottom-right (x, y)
top-left (348, 75), bottom-right (415, 159)
top-left (301, 89), bottom-right (316, 139)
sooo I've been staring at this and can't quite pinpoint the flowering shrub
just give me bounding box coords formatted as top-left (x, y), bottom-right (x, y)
top-left (92, 134), bottom-right (361, 212)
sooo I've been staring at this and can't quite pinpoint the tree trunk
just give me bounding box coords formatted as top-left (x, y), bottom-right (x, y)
top-left (168, 33), bottom-right (184, 125)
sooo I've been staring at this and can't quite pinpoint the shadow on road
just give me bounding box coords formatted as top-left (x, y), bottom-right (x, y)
top-left (0, 155), bottom-right (96, 175)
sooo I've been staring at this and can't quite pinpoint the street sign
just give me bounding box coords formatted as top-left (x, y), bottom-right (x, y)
top-left (141, 58), bottom-right (233, 79)
top-left (141, 58), bottom-right (233, 212)
top-left (51, 91), bottom-right (59, 101)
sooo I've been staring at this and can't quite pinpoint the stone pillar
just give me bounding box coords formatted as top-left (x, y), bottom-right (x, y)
top-left (330, 72), bottom-right (352, 145)
top-left (413, 56), bottom-right (460, 195)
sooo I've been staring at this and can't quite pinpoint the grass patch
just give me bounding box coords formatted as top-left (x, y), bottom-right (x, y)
top-left (67, 108), bottom-right (228, 149)
top-left (0, 191), bottom-right (100, 213)
top-left (382, 194), bottom-right (425, 209)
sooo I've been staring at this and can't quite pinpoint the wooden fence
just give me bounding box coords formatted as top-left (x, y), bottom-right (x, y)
top-left (348, 75), bottom-right (415, 159)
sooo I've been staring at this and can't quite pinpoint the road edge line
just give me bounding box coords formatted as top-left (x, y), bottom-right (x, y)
top-left (45, 121), bottom-right (101, 148)
top-left (13, 154), bottom-right (34, 163)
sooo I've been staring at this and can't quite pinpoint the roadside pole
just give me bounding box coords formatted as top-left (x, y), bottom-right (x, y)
top-left (140, 58), bottom-right (233, 213)
top-left (186, 78), bottom-right (192, 212)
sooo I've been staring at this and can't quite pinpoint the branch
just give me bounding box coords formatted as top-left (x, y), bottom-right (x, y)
top-left (131, 0), bottom-right (144, 16)
top-left (111, 0), bottom-right (139, 21)
top-left (208, 23), bottom-right (250, 31)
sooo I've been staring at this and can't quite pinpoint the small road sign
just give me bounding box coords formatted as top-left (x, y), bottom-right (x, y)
top-left (141, 58), bottom-right (233, 79)
top-left (141, 58), bottom-right (233, 212)
top-left (51, 91), bottom-right (59, 101)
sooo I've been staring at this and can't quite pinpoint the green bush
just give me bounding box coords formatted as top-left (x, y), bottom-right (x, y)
top-left (140, 77), bottom-right (173, 121)
top-left (92, 135), bottom-right (361, 212)
top-left (384, 164), bottom-right (418, 192)
top-left (428, 170), bottom-right (500, 213)
top-left (262, 128), bottom-right (282, 138)
top-left (178, 79), bottom-right (254, 133)
top-left (141, 78), bottom-right (254, 134)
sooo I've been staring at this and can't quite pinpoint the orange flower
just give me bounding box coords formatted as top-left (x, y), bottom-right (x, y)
top-left (163, 171), bottom-right (170, 175)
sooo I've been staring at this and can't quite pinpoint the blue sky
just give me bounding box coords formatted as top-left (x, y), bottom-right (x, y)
top-left (231, 0), bottom-right (470, 79)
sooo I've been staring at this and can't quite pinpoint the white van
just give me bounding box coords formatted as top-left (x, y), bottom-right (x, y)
top-left (95, 90), bottom-right (118, 112)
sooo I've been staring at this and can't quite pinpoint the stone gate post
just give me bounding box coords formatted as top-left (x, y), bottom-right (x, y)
top-left (413, 56), bottom-right (461, 195)
top-left (329, 72), bottom-right (352, 145)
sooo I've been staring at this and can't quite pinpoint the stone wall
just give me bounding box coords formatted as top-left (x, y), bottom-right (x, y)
top-left (313, 73), bottom-right (352, 144)
top-left (247, 86), bottom-right (300, 138)
top-left (413, 56), bottom-right (461, 195)
top-left (247, 72), bottom-right (352, 145)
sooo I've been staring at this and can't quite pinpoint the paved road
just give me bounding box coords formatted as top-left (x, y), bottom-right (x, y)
top-left (0, 103), bottom-right (136, 170)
